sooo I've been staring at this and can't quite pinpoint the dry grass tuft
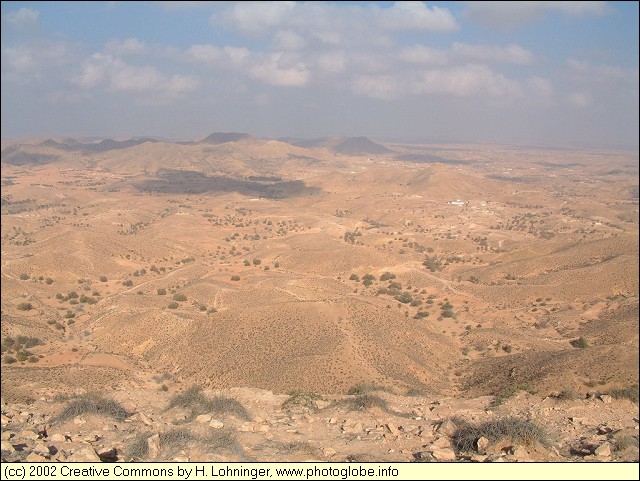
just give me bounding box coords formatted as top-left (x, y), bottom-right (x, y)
top-left (451, 416), bottom-right (549, 453)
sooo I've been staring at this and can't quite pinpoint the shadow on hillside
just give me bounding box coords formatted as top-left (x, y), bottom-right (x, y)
top-left (135, 169), bottom-right (321, 198)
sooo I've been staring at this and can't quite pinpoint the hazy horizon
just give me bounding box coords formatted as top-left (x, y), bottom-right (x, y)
top-left (2, 1), bottom-right (639, 148)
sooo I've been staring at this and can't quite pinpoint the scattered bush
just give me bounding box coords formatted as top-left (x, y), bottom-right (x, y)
top-left (173, 293), bottom-right (187, 302)
top-left (349, 274), bottom-right (360, 281)
top-left (253, 258), bottom-right (261, 266)
top-left (571, 337), bottom-right (589, 349)
top-left (167, 385), bottom-right (251, 421)
top-left (167, 302), bottom-right (179, 309)
top-left (99, 276), bottom-right (108, 282)
top-left (608, 384), bottom-right (639, 404)
top-left (157, 288), bottom-right (166, 295)
top-left (19, 273), bottom-right (30, 280)
top-left (16, 302), bottom-right (32, 311)
top-left (55, 394), bottom-right (129, 423)
top-left (553, 389), bottom-right (582, 401)
top-left (127, 429), bottom-right (240, 461)
top-left (451, 416), bottom-right (548, 453)
top-left (231, 275), bottom-right (240, 281)
top-left (122, 280), bottom-right (133, 287)
top-left (282, 391), bottom-right (324, 411)
top-left (380, 272), bottom-right (396, 281)
top-left (337, 394), bottom-right (389, 412)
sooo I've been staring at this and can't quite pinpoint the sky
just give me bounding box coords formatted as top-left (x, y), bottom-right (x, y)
top-left (1, 1), bottom-right (638, 147)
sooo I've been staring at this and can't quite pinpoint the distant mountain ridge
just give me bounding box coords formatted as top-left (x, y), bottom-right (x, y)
top-left (200, 132), bottom-right (252, 144)
top-left (289, 136), bottom-right (392, 155)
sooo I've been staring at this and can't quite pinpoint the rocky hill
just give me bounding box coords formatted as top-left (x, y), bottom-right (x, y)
top-left (1, 379), bottom-right (638, 463)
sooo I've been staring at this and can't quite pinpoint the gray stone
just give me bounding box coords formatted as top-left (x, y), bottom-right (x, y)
top-left (25, 453), bottom-right (48, 462)
top-left (66, 445), bottom-right (101, 462)
top-left (0, 440), bottom-right (15, 453)
top-left (429, 447), bottom-right (456, 461)
top-left (436, 418), bottom-right (458, 436)
top-left (147, 434), bottom-right (160, 459)
top-left (594, 442), bottom-right (611, 457)
top-left (475, 436), bottom-right (489, 454)
top-left (209, 419), bottom-right (224, 429)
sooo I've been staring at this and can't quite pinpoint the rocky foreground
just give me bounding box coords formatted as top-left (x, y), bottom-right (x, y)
top-left (1, 382), bottom-right (638, 463)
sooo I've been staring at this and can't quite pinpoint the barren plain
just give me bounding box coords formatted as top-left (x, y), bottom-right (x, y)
top-left (1, 134), bottom-right (638, 462)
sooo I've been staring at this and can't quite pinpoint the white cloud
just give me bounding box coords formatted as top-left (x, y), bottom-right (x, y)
top-left (414, 65), bottom-right (522, 97)
top-left (105, 38), bottom-right (147, 56)
top-left (376, 2), bottom-right (458, 32)
top-left (216, 1), bottom-right (458, 37)
top-left (526, 76), bottom-right (554, 98)
top-left (186, 44), bottom-right (224, 64)
top-left (452, 42), bottom-right (534, 65)
top-left (5, 7), bottom-right (40, 30)
top-left (566, 58), bottom-right (636, 82)
top-left (2, 45), bottom-right (39, 73)
top-left (274, 30), bottom-right (306, 51)
top-left (566, 92), bottom-right (592, 107)
top-left (74, 52), bottom-right (199, 94)
top-left (2, 41), bottom-right (75, 78)
top-left (220, 1), bottom-right (296, 34)
top-left (249, 53), bottom-right (309, 87)
top-left (352, 75), bottom-right (399, 99)
top-left (224, 46), bottom-right (250, 65)
top-left (464, 1), bottom-right (608, 29)
top-left (316, 51), bottom-right (347, 75)
top-left (400, 45), bottom-right (448, 65)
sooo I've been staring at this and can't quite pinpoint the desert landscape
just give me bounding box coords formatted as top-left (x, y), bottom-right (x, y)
top-left (1, 133), bottom-right (638, 463)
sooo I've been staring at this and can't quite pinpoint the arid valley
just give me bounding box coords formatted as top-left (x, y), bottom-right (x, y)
top-left (1, 134), bottom-right (638, 463)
